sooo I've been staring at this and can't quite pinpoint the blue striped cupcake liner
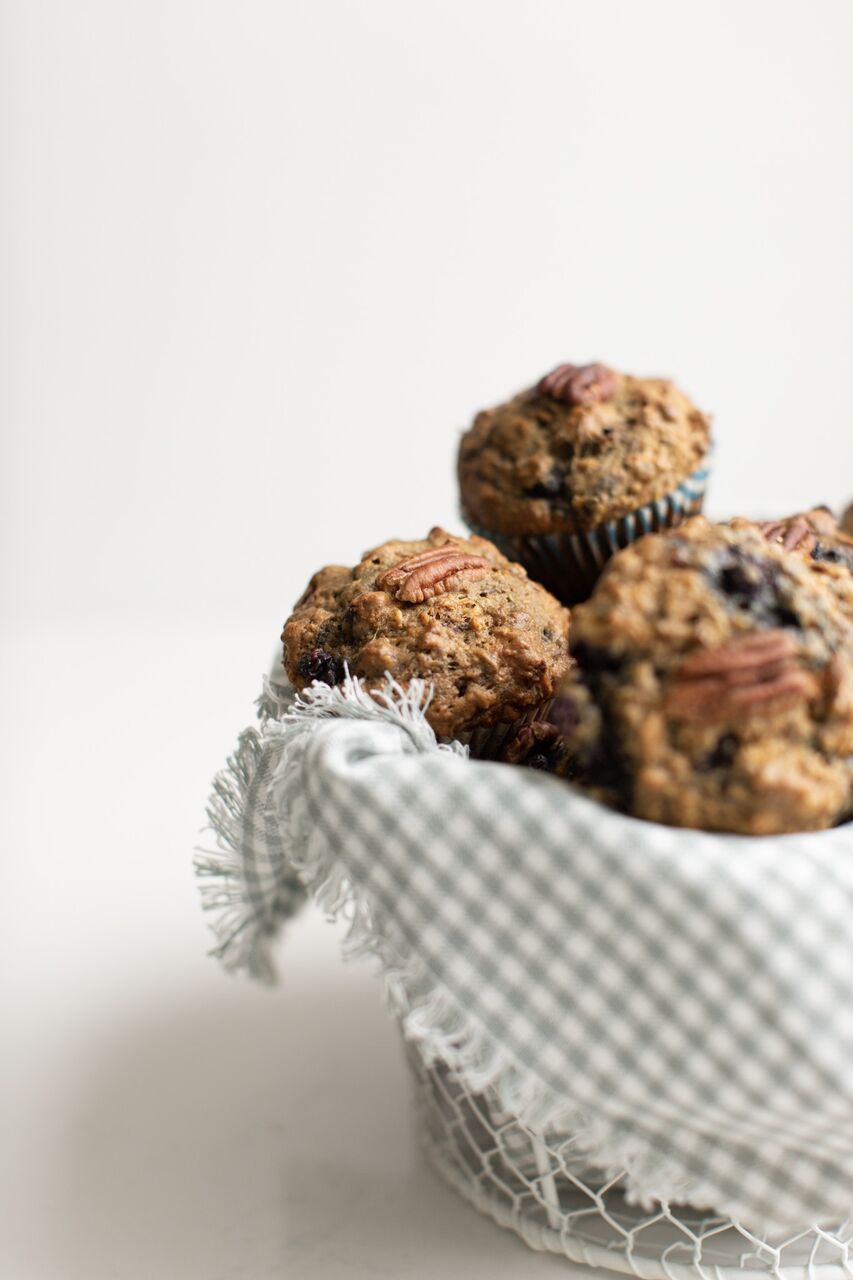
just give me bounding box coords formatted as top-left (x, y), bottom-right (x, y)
top-left (463, 457), bottom-right (711, 607)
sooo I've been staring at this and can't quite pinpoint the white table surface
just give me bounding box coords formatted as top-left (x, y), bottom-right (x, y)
top-left (2, 619), bottom-right (587, 1279)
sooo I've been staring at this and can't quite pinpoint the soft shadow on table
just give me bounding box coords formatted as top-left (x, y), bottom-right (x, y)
top-left (45, 964), bottom-right (568, 1279)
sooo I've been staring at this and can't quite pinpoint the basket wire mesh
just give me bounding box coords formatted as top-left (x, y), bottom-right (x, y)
top-left (406, 1043), bottom-right (853, 1280)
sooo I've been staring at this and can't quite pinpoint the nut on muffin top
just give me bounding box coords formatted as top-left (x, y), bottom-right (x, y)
top-left (282, 527), bottom-right (571, 738)
top-left (550, 517), bottom-right (853, 835)
top-left (458, 362), bottom-right (711, 536)
top-left (747, 505), bottom-right (853, 565)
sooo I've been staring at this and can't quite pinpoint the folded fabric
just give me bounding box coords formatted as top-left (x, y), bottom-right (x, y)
top-left (196, 673), bottom-right (853, 1233)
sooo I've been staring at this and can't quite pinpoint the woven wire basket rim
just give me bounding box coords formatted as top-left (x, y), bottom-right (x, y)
top-left (406, 1041), bottom-right (853, 1280)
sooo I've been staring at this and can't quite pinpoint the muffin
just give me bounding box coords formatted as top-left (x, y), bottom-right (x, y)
top-left (549, 517), bottom-right (853, 835)
top-left (458, 361), bottom-right (711, 606)
top-left (282, 526), bottom-right (571, 755)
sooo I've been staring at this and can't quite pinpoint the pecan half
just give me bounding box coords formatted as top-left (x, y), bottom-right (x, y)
top-left (756, 517), bottom-right (818, 556)
top-left (666, 630), bottom-right (819, 723)
top-left (376, 545), bottom-right (490, 603)
top-left (537, 362), bottom-right (617, 407)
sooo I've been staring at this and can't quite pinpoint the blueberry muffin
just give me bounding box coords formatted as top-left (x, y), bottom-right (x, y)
top-left (458, 361), bottom-right (711, 605)
top-left (282, 526), bottom-right (571, 750)
top-left (549, 517), bottom-right (853, 835)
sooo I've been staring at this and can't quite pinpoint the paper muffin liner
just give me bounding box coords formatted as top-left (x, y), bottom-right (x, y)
top-left (463, 456), bottom-right (711, 607)
top-left (449, 699), bottom-right (553, 761)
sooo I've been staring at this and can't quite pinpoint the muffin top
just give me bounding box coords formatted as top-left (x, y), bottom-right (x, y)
top-left (458, 362), bottom-right (711, 536)
top-left (282, 527), bottom-right (571, 738)
top-left (549, 517), bottom-right (853, 835)
top-left (734, 507), bottom-right (853, 596)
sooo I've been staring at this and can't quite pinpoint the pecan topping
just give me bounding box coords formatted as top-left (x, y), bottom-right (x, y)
top-left (756, 517), bottom-right (818, 556)
top-left (537, 362), bottom-right (617, 407)
top-left (666, 630), bottom-right (819, 723)
top-left (376, 545), bottom-right (490, 603)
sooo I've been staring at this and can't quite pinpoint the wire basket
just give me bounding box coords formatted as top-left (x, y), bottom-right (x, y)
top-left (407, 1043), bottom-right (853, 1280)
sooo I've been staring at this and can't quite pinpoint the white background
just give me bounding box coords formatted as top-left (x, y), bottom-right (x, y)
top-left (3, 2), bottom-right (853, 1277)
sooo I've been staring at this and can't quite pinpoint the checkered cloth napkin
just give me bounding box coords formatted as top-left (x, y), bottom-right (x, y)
top-left (196, 672), bottom-right (853, 1233)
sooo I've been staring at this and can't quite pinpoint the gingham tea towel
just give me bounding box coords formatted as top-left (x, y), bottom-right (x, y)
top-left (196, 673), bottom-right (853, 1233)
